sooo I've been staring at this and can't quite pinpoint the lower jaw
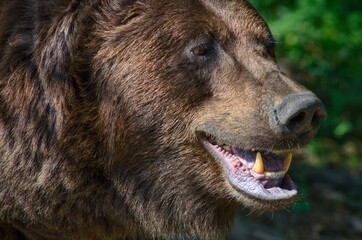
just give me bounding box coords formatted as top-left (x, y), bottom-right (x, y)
top-left (223, 165), bottom-right (298, 204)
top-left (227, 181), bottom-right (298, 211)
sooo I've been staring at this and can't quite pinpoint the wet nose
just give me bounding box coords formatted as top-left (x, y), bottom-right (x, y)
top-left (274, 92), bottom-right (327, 135)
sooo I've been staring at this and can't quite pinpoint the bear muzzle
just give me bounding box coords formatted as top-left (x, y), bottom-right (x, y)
top-left (197, 133), bottom-right (297, 203)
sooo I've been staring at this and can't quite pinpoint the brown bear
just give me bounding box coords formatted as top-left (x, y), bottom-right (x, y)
top-left (0, 0), bottom-right (326, 239)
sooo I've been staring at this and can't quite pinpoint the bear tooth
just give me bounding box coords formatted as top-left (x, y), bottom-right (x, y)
top-left (251, 152), bottom-right (264, 174)
top-left (282, 153), bottom-right (292, 172)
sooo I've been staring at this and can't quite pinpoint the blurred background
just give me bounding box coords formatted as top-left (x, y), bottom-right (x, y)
top-left (229, 0), bottom-right (362, 239)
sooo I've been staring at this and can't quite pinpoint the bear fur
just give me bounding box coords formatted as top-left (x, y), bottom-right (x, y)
top-left (0, 0), bottom-right (324, 239)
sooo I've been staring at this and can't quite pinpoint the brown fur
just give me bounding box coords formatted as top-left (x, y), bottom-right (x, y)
top-left (0, 0), bottom-right (320, 239)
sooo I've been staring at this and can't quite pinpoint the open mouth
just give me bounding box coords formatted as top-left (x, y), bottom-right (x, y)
top-left (198, 133), bottom-right (297, 202)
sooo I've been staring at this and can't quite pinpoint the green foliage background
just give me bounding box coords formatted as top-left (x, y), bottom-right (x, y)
top-left (250, 0), bottom-right (362, 173)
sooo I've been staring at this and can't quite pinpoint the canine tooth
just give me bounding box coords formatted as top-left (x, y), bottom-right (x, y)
top-left (282, 153), bottom-right (292, 172)
top-left (252, 152), bottom-right (264, 174)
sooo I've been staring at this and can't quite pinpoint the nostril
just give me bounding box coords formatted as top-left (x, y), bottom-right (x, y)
top-left (288, 111), bottom-right (306, 127)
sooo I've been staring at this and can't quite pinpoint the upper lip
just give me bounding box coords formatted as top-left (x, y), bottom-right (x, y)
top-left (195, 127), bottom-right (306, 152)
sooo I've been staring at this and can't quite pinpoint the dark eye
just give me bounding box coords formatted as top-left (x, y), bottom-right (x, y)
top-left (191, 46), bottom-right (209, 56)
top-left (254, 45), bottom-right (275, 59)
top-left (186, 36), bottom-right (217, 64)
top-left (188, 43), bottom-right (216, 62)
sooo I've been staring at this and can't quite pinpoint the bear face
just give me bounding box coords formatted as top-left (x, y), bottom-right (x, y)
top-left (0, 0), bottom-right (326, 239)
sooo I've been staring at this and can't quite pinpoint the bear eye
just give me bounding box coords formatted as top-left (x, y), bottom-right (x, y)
top-left (191, 46), bottom-right (209, 56)
top-left (186, 37), bottom-right (217, 64)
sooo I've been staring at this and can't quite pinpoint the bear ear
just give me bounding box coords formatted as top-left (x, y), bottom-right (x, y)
top-left (34, 0), bottom-right (89, 85)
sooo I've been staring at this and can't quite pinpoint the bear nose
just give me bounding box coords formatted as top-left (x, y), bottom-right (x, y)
top-left (275, 92), bottom-right (327, 135)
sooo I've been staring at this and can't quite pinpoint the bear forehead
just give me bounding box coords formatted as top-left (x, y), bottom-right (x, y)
top-left (148, 0), bottom-right (272, 45)
top-left (201, 0), bottom-right (271, 36)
